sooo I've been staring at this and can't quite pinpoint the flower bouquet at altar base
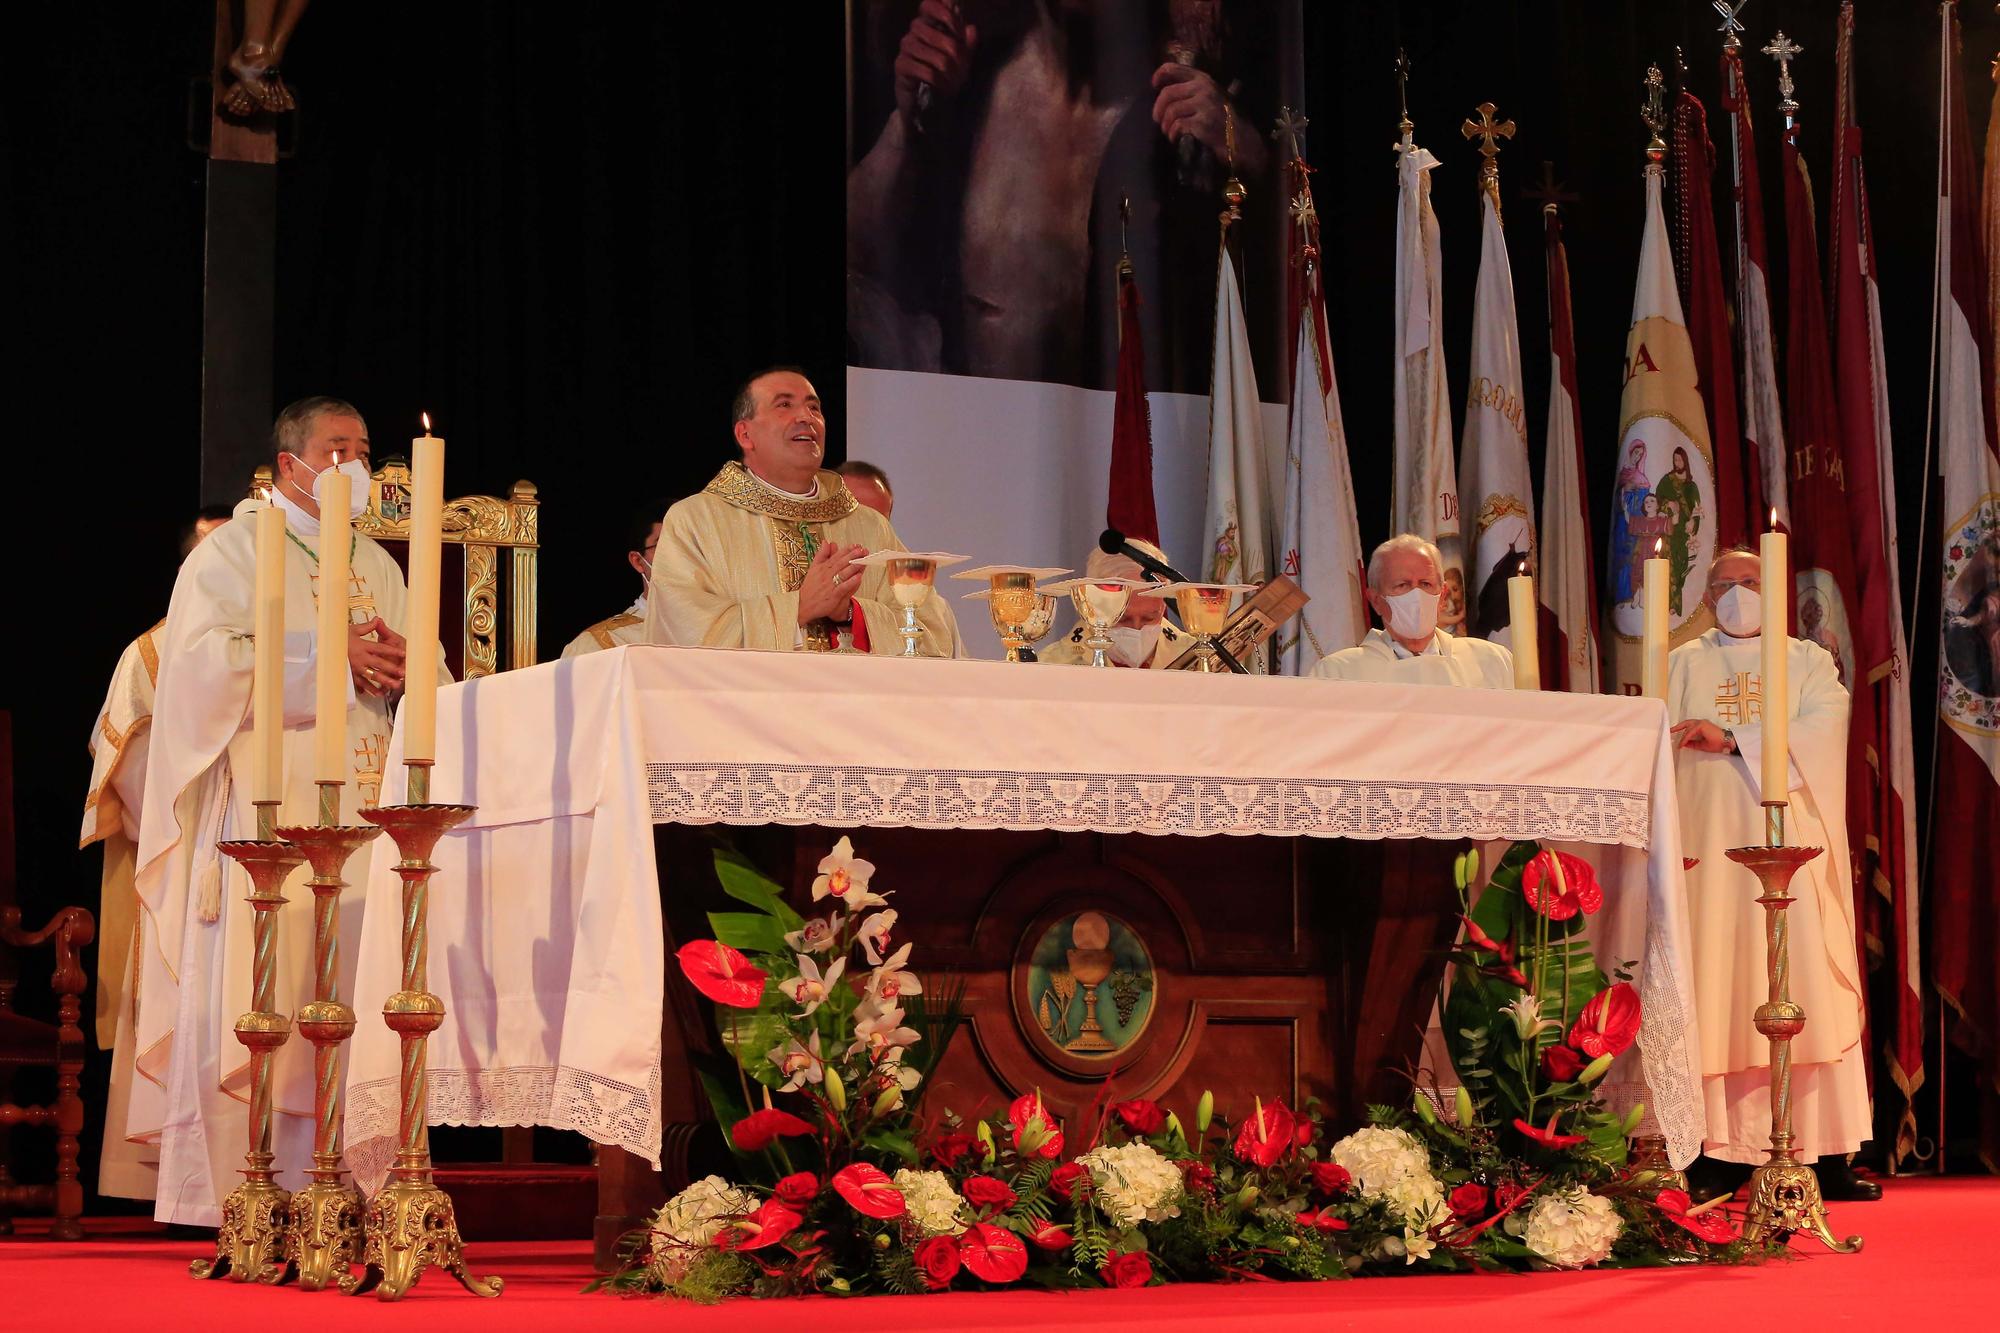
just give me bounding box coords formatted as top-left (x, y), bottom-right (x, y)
top-left (594, 838), bottom-right (1749, 1304)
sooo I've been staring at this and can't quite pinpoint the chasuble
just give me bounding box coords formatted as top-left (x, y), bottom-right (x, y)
top-left (1668, 629), bottom-right (1870, 1163)
top-left (1309, 628), bottom-right (1514, 688)
top-left (561, 595), bottom-right (648, 658)
top-left (646, 462), bottom-right (961, 656)
top-left (127, 499), bottom-right (448, 1224)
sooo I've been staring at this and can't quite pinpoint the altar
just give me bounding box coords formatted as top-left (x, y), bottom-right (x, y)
top-left (341, 645), bottom-right (1702, 1261)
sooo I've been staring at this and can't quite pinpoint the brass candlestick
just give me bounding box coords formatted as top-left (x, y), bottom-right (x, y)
top-left (191, 800), bottom-right (306, 1283)
top-left (345, 761), bottom-right (501, 1300)
top-left (271, 780), bottom-right (381, 1289)
top-left (1724, 802), bottom-right (1862, 1253)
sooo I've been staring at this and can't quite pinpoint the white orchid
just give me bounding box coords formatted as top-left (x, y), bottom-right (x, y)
top-left (849, 998), bottom-right (920, 1063)
top-left (866, 942), bottom-right (924, 1004)
top-left (856, 909), bottom-right (899, 966)
top-left (1505, 993), bottom-right (1558, 1042)
top-left (783, 912), bottom-right (845, 955)
top-left (768, 1031), bottom-right (824, 1092)
top-left (1402, 1226), bottom-right (1436, 1265)
top-left (812, 837), bottom-right (885, 910)
top-left (779, 954), bottom-right (846, 1017)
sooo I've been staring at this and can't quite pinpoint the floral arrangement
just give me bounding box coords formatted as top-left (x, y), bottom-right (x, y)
top-left (595, 839), bottom-right (1745, 1303)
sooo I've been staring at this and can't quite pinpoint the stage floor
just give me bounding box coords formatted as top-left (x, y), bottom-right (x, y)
top-left (4, 1178), bottom-right (1987, 1330)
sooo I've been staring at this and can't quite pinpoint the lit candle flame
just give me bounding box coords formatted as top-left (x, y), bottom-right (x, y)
top-left (1518, 559), bottom-right (1529, 577)
top-left (1768, 506), bottom-right (1778, 531)
top-left (421, 411), bottom-right (433, 434)
top-left (1653, 537), bottom-right (1664, 557)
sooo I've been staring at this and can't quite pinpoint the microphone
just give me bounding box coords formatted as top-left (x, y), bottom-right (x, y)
top-left (1098, 528), bottom-right (1192, 584)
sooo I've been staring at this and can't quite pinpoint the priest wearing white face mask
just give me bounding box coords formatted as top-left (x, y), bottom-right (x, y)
top-left (123, 395), bottom-right (449, 1225)
top-left (1041, 538), bottom-right (1192, 668)
top-left (1309, 535), bottom-right (1513, 688)
top-left (562, 501), bottom-right (663, 657)
top-left (1666, 547), bottom-right (1876, 1203)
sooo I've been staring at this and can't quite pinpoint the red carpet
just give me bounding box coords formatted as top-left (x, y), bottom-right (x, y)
top-left (3, 1178), bottom-right (1989, 1331)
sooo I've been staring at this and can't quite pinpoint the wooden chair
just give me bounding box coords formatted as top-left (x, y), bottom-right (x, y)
top-left (0, 710), bottom-right (95, 1239)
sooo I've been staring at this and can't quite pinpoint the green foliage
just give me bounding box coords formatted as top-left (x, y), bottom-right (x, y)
top-left (713, 849), bottom-right (804, 931)
top-left (707, 910), bottom-right (789, 955)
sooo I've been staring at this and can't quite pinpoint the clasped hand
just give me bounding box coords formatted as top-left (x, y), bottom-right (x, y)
top-left (1669, 719), bottom-right (1734, 753)
top-left (798, 541), bottom-right (868, 626)
top-left (349, 617), bottom-right (407, 697)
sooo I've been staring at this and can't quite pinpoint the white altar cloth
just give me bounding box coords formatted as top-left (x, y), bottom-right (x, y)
top-left (344, 644), bottom-right (1705, 1186)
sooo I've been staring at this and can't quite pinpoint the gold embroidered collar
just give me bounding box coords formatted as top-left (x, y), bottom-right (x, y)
top-left (704, 460), bottom-right (856, 523)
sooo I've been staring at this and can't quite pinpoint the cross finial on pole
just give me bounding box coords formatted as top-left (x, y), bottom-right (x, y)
top-left (1394, 47), bottom-right (1413, 149)
top-left (1523, 160), bottom-right (1579, 217)
top-left (1273, 105), bottom-right (1310, 164)
top-left (1461, 101), bottom-right (1516, 209)
top-left (1714, 0), bottom-right (1748, 52)
top-left (1642, 64), bottom-right (1668, 163)
top-left (1762, 30), bottom-right (1802, 128)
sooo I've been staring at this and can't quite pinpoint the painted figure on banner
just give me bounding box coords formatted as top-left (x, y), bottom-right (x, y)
top-left (1610, 442), bottom-right (1649, 604)
top-left (846, 0), bottom-right (1287, 392)
top-left (1944, 520), bottom-right (2000, 711)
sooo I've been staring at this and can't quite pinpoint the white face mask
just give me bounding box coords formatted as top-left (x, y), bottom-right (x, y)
top-left (1383, 587), bottom-right (1441, 642)
top-left (284, 453), bottom-right (370, 520)
top-left (1106, 623), bottom-right (1160, 667)
top-left (1714, 585), bottom-right (1762, 637)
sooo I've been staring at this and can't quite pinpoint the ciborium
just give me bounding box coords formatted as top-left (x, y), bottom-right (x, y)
top-left (953, 565), bottom-right (1068, 662)
top-left (1045, 577), bottom-right (1147, 668)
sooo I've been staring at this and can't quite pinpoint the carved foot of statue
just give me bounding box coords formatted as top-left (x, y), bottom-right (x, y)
top-left (223, 45), bottom-right (296, 115)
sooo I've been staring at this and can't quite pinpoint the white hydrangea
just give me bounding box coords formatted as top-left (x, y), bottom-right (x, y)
top-left (1522, 1188), bottom-right (1623, 1269)
top-left (1328, 1126), bottom-right (1445, 1228)
top-left (892, 1168), bottom-right (967, 1237)
top-left (647, 1174), bottom-right (756, 1284)
top-left (1077, 1140), bottom-right (1185, 1228)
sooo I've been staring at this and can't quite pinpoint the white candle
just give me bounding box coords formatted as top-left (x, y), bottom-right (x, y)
top-left (251, 503), bottom-right (285, 803)
top-left (314, 464), bottom-right (353, 784)
top-left (1760, 521), bottom-right (1789, 804)
top-left (404, 421), bottom-right (445, 762)
top-left (1641, 539), bottom-right (1669, 700)
top-left (1507, 564), bottom-right (1539, 691)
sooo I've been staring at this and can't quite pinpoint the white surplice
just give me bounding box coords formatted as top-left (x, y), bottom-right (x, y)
top-left (1668, 629), bottom-right (1870, 1163)
top-left (1309, 628), bottom-right (1514, 689)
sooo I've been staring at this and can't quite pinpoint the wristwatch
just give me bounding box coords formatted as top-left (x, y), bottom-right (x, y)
top-left (1721, 727), bottom-right (1738, 754)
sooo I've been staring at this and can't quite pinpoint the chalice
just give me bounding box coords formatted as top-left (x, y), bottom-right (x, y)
top-left (854, 551), bottom-right (967, 657)
top-left (1045, 577), bottom-right (1147, 668)
top-left (1063, 911), bottom-right (1117, 1053)
top-left (953, 565), bottom-right (1069, 662)
top-left (1155, 582), bottom-right (1257, 673)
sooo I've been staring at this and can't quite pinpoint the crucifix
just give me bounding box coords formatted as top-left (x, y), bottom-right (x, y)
top-left (1762, 30), bottom-right (1802, 129)
top-left (1522, 160), bottom-right (1580, 218)
top-left (1461, 101), bottom-right (1515, 208)
top-left (1714, 0), bottom-right (1748, 52)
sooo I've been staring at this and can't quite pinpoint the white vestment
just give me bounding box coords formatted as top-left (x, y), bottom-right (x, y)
top-left (1668, 629), bottom-right (1869, 1163)
top-left (646, 462), bottom-right (961, 657)
top-left (82, 621), bottom-right (164, 1198)
top-left (1309, 628), bottom-right (1514, 688)
top-left (1038, 619), bottom-right (1191, 669)
top-left (560, 595), bottom-right (648, 658)
top-left (130, 500), bottom-right (444, 1223)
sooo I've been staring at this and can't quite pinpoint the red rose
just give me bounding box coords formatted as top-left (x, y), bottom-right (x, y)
top-left (1027, 1219), bottom-right (1074, 1250)
top-left (1099, 1251), bottom-right (1153, 1288)
top-left (1051, 1162), bottom-right (1091, 1202)
top-left (1179, 1159), bottom-right (1217, 1196)
top-left (675, 940), bottom-right (767, 1008)
top-left (1447, 1182), bottom-right (1490, 1220)
top-left (1541, 1044), bottom-right (1586, 1082)
top-left (1111, 1098), bottom-right (1167, 1136)
top-left (913, 1234), bottom-right (961, 1290)
top-left (713, 1199), bottom-right (801, 1252)
top-left (1570, 982), bottom-right (1641, 1059)
top-left (928, 1131), bottom-right (982, 1170)
top-left (1521, 849), bottom-right (1603, 921)
top-left (1493, 1181), bottom-right (1532, 1215)
top-left (959, 1222), bottom-right (1029, 1284)
top-left (962, 1175), bottom-right (1017, 1214)
top-left (731, 1107), bottom-right (816, 1152)
top-left (1233, 1100), bottom-right (1296, 1169)
top-left (773, 1171), bottom-right (819, 1206)
top-left (1310, 1161), bottom-right (1351, 1197)
top-left (1513, 1113), bottom-right (1588, 1150)
top-left (832, 1162), bottom-right (907, 1219)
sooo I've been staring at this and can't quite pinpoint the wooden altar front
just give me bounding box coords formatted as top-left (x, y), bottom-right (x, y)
top-left (596, 824), bottom-right (1457, 1264)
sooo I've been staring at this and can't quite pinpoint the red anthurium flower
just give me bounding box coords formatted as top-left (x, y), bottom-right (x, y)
top-left (913, 1234), bottom-right (961, 1290)
top-left (1027, 1219), bottom-right (1074, 1251)
top-left (1656, 1188), bottom-right (1741, 1244)
top-left (1570, 982), bottom-right (1642, 1059)
top-left (731, 1107), bottom-right (815, 1153)
top-left (959, 1223), bottom-right (1029, 1284)
top-left (962, 1175), bottom-right (1017, 1214)
top-left (1112, 1098), bottom-right (1166, 1136)
top-left (714, 1199), bottom-right (802, 1252)
top-left (773, 1172), bottom-right (819, 1206)
top-left (832, 1163), bottom-right (907, 1219)
top-left (1295, 1209), bottom-right (1350, 1232)
top-left (1513, 1114), bottom-right (1588, 1150)
top-left (1521, 849), bottom-right (1604, 921)
top-left (1009, 1090), bottom-right (1065, 1159)
top-left (1099, 1251), bottom-right (1153, 1288)
top-left (1233, 1098), bottom-right (1297, 1168)
top-left (676, 939), bottom-right (768, 1008)
top-left (1051, 1162), bottom-right (1091, 1201)
top-left (1310, 1161), bottom-right (1352, 1197)
top-left (1448, 1182), bottom-right (1490, 1219)
top-left (1541, 1044), bottom-right (1586, 1082)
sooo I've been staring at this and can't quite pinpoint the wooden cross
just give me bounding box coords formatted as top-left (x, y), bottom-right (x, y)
top-left (1762, 30), bottom-right (1802, 126)
top-left (1713, 0), bottom-right (1748, 51)
top-left (1461, 101), bottom-right (1516, 197)
top-left (1522, 160), bottom-right (1579, 216)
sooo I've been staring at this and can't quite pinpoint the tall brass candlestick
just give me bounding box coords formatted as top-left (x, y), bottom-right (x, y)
top-left (190, 800), bottom-right (305, 1283)
top-left (346, 760), bottom-right (500, 1301)
top-left (1724, 804), bottom-right (1862, 1254)
top-left (271, 780), bottom-right (381, 1288)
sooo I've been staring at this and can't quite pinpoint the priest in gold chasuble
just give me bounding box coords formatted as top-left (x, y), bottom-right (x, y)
top-left (648, 368), bottom-right (961, 656)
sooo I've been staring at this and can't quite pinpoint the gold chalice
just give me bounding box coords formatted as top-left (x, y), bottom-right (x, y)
top-left (1155, 582), bottom-right (1257, 673)
top-left (953, 565), bottom-right (1069, 662)
top-left (1063, 911), bottom-right (1117, 1053)
top-left (1046, 577), bottom-right (1145, 668)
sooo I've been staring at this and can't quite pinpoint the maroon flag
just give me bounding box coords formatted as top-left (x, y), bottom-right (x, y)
top-left (1105, 263), bottom-right (1159, 545)
top-left (1932, 0), bottom-right (2000, 1172)
top-left (1828, 0), bottom-right (1921, 1168)
top-left (1673, 90), bottom-right (1759, 550)
top-left (1722, 43), bottom-right (1793, 529)
top-left (1538, 202), bottom-right (1599, 692)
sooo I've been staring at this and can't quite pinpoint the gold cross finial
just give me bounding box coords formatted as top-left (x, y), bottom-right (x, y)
top-left (1394, 47), bottom-right (1413, 149)
top-left (1714, 0), bottom-right (1748, 51)
top-left (1461, 102), bottom-right (1515, 206)
top-left (1273, 105), bottom-right (1310, 163)
top-left (1762, 29), bottom-right (1801, 127)
top-left (1642, 64), bottom-right (1667, 163)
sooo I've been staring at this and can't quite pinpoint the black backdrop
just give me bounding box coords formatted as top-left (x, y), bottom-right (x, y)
top-left (5, 2), bottom-right (1997, 1200)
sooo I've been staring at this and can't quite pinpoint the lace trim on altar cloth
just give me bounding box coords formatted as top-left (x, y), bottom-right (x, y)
top-left (1635, 929), bottom-right (1703, 1168)
top-left (345, 1063), bottom-right (661, 1195)
top-left (646, 763), bottom-right (1653, 845)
